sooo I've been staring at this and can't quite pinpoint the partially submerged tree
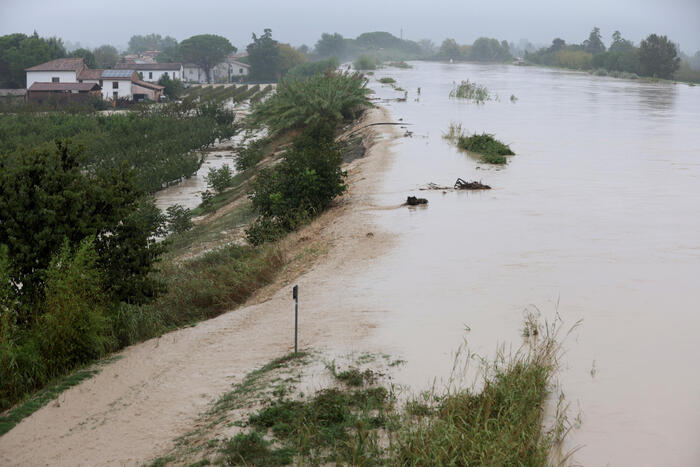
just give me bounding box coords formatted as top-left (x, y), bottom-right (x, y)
top-left (439, 38), bottom-right (462, 60)
top-left (315, 32), bottom-right (346, 60)
top-left (639, 34), bottom-right (680, 79)
top-left (179, 34), bottom-right (235, 83)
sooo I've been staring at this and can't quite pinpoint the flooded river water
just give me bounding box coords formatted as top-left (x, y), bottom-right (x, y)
top-left (353, 62), bottom-right (700, 465)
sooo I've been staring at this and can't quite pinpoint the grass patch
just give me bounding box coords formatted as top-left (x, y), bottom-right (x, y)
top-left (210, 352), bottom-right (310, 416)
top-left (449, 79), bottom-right (492, 103)
top-left (221, 432), bottom-right (294, 465)
top-left (387, 61), bottom-right (412, 69)
top-left (242, 386), bottom-right (393, 464)
top-left (457, 133), bottom-right (515, 165)
top-left (215, 319), bottom-right (570, 465)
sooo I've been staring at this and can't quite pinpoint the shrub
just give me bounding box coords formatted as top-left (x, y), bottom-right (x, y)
top-left (200, 190), bottom-right (214, 208)
top-left (247, 126), bottom-right (346, 244)
top-left (285, 57), bottom-right (339, 80)
top-left (457, 133), bottom-right (514, 164)
top-left (165, 204), bottom-right (194, 234)
top-left (378, 77), bottom-right (396, 84)
top-left (205, 164), bottom-right (234, 193)
top-left (38, 238), bottom-right (113, 370)
top-left (353, 54), bottom-right (379, 70)
top-left (235, 137), bottom-right (268, 171)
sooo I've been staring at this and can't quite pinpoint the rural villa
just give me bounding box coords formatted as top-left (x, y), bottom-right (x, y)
top-left (25, 58), bottom-right (166, 102)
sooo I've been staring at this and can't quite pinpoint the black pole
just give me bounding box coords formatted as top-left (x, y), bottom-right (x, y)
top-left (293, 285), bottom-right (299, 354)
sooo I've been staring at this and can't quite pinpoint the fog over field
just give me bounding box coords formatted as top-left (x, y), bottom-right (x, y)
top-left (1, 0), bottom-right (699, 52)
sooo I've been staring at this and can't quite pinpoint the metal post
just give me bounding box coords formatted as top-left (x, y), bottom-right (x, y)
top-left (293, 285), bottom-right (299, 354)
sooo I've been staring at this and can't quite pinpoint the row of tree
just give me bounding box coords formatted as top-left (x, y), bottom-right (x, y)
top-left (526, 28), bottom-right (684, 79)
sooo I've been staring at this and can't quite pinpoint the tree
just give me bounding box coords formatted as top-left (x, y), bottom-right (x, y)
top-left (639, 34), bottom-right (680, 78)
top-left (93, 44), bottom-right (119, 68)
top-left (157, 74), bottom-right (183, 98)
top-left (315, 33), bottom-right (347, 59)
top-left (278, 43), bottom-right (307, 75)
top-left (247, 29), bottom-right (281, 81)
top-left (0, 141), bottom-right (165, 311)
top-left (69, 48), bottom-right (96, 68)
top-left (439, 38), bottom-right (462, 60)
top-left (583, 27), bottom-right (606, 54)
top-left (0, 32), bottom-right (66, 88)
top-left (549, 38), bottom-right (567, 53)
top-left (610, 30), bottom-right (634, 52)
top-left (128, 34), bottom-right (178, 53)
top-left (417, 39), bottom-right (437, 56)
top-left (179, 34), bottom-right (235, 83)
top-left (468, 37), bottom-right (512, 62)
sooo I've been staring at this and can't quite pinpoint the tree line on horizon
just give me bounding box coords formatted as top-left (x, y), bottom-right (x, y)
top-left (2, 28), bottom-right (699, 88)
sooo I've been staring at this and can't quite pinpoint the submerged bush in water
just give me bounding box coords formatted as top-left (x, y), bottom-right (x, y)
top-left (458, 133), bottom-right (514, 164)
top-left (449, 80), bottom-right (491, 103)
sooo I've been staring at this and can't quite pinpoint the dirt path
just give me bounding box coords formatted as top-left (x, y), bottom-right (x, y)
top-left (0, 108), bottom-right (401, 466)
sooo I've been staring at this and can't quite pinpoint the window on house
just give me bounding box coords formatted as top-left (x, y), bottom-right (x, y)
top-left (240, 68), bottom-right (244, 74)
top-left (164, 72), bottom-right (168, 77)
top-left (113, 91), bottom-right (118, 100)
top-left (112, 81), bottom-right (118, 89)
top-left (99, 79), bottom-right (103, 86)
top-left (148, 72), bottom-right (152, 79)
top-left (52, 77), bottom-right (59, 83)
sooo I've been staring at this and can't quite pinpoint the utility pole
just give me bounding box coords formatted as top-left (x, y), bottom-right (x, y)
top-left (293, 285), bottom-right (299, 354)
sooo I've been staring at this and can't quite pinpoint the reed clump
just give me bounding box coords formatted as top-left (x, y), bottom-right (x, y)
top-left (449, 79), bottom-right (492, 103)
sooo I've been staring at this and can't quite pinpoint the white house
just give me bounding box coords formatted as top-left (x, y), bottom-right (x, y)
top-left (100, 69), bottom-right (164, 101)
top-left (114, 62), bottom-right (183, 82)
top-left (26, 58), bottom-right (164, 102)
top-left (183, 57), bottom-right (250, 84)
top-left (25, 58), bottom-right (86, 88)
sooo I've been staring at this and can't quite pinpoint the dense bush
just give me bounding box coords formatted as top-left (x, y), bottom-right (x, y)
top-left (458, 133), bottom-right (514, 164)
top-left (0, 239), bottom-right (113, 410)
top-left (247, 125), bottom-right (347, 245)
top-left (206, 164), bottom-right (235, 193)
top-left (353, 55), bottom-right (379, 70)
top-left (285, 57), bottom-right (339, 80)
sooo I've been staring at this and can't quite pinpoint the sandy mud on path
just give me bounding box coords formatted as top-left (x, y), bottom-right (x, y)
top-left (0, 107), bottom-right (401, 466)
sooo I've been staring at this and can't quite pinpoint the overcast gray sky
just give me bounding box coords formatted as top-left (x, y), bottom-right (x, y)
top-left (1, 0), bottom-right (699, 53)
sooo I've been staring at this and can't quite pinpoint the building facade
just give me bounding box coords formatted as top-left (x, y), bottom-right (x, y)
top-left (114, 62), bottom-right (183, 82)
top-left (25, 58), bottom-right (86, 88)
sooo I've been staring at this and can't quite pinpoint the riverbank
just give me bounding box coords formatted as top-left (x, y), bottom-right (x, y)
top-left (0, 106), bottom-right (403, 465)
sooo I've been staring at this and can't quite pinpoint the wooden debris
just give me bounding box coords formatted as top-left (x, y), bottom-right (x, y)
top-left (406, 196), bottom-right (428, 206)
top-left (454, 178), bottom-right (491, 190)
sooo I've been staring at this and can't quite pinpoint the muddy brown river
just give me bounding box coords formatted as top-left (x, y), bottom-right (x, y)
top-left (349, 62), bottom-right (700, 466)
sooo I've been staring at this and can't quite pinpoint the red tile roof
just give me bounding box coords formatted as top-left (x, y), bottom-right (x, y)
top-left (133, 80), bottom-right (165, 91)
top-left (77, 69), bottom-right (105, 80)
top-left (25, 58), bottom-right (85, 72)
top-left (28, 82), bottom-right (100, 92)
top-left (115, 62), bottom-right (182, 71)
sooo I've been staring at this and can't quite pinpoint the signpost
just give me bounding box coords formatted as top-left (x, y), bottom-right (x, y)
top-left (293, 285), bottom-right (299, 354)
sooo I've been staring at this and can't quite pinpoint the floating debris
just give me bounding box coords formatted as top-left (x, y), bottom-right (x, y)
top-left (405, 196), bottom-right (428, 206)
top-left (454, 178), bottom-right (491, 190)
